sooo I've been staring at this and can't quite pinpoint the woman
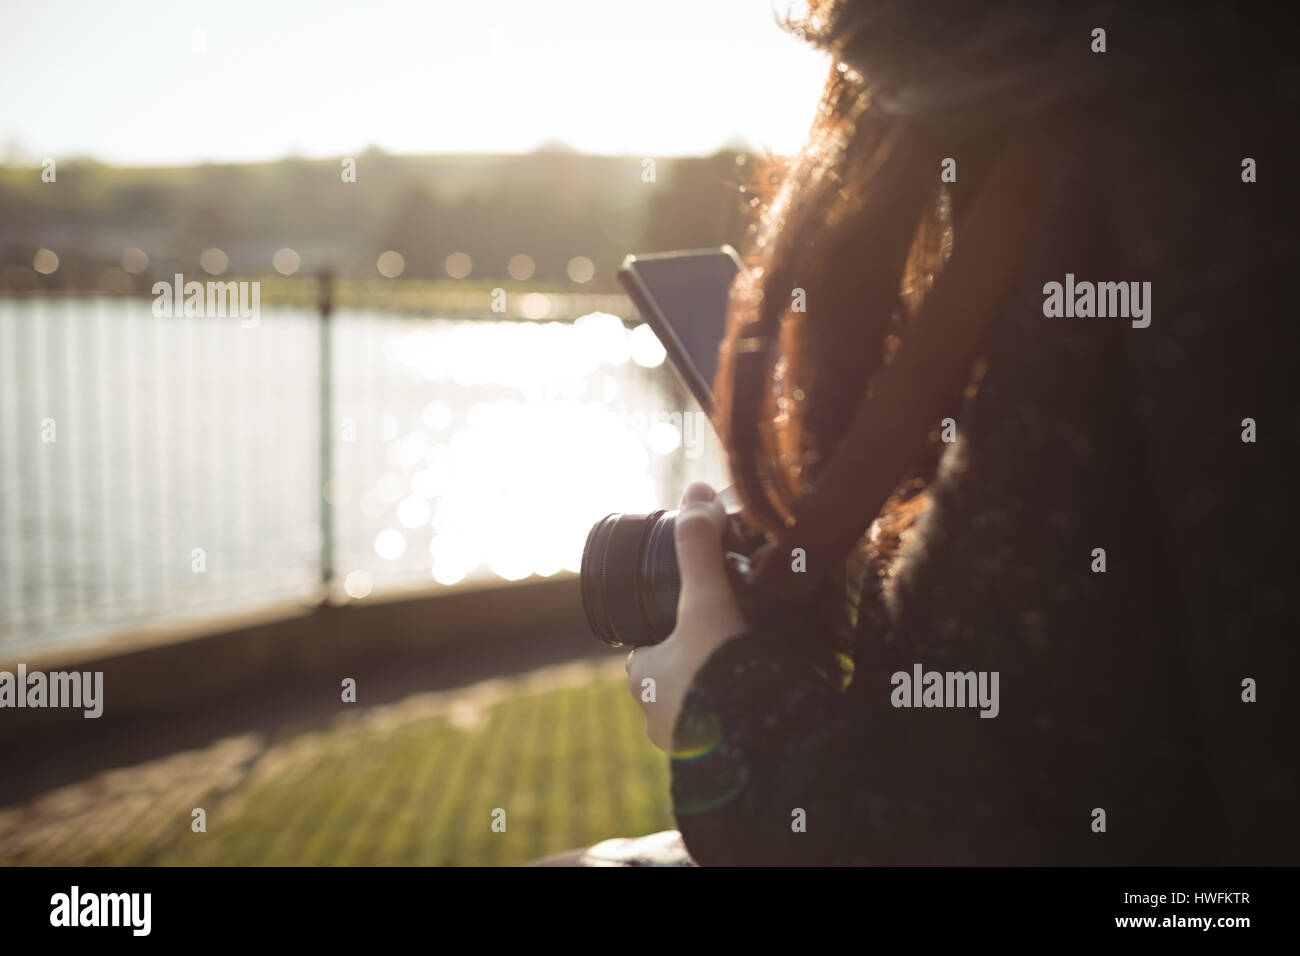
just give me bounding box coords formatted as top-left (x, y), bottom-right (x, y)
top-left (626, 0), bottom-right (1297, 865)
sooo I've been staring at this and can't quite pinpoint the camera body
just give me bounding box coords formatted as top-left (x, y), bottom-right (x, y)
top-left (580, 505), bottom-right (763, 648)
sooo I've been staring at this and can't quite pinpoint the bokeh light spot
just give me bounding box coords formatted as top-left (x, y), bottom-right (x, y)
top-left (566, 256), bottom-right (595, 284)
top-left (374, 529), bottom-right (406, 560)
top-left (377, 250), bottom-right (405, 278)
top-left (199, 247), bottom-right (229, 275)
top-left (273, 247), bottom-right (301, 275)
top-left (33, 249), bottom-right (59, 275)
top-left (507, 254), bottom-right (535, 281)
top-left (344, 569), bottom-right (373, 599)
top-left (121, 247), bottom-right (149, 274)
top-left (444, 252), bottom-right (472, 279)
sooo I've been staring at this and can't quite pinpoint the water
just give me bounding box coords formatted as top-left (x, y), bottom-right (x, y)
top-left (0, 297), bottom-right (728, 652)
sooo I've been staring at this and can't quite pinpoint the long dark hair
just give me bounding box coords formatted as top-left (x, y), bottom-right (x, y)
top-left (715, 0), bottom-right (1293, 662)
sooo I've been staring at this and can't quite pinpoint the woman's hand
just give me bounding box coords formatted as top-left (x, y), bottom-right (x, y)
top-left (627, 482), bottom-right (748, 750)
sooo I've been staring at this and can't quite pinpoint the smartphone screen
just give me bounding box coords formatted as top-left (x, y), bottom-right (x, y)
top-left (618, 246), bottom-right (744, 414)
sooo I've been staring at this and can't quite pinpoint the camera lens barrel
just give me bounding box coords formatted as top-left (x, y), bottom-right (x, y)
top-left (580, 511), bottom-right (681, 647)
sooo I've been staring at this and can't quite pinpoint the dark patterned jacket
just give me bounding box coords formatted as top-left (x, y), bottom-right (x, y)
top-left (669, 59), bottom-right (1297, 865)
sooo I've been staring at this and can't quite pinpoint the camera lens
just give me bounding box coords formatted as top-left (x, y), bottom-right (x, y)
top-left (580, 511), bottom-right (681, 647)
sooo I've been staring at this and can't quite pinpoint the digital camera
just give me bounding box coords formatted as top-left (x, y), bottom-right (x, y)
top-left (579, 505), bottom-right (761, 648)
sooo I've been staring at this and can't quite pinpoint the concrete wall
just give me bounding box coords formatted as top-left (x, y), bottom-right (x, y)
top-left (0, 576), bottom-right (591, 744)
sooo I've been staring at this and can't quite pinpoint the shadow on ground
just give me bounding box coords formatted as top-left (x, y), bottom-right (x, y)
top-left (0, 623), bottom-right (673, 865)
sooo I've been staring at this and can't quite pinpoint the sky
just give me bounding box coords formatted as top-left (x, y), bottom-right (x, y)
top-left (0, 0), bottom-right (830, 166)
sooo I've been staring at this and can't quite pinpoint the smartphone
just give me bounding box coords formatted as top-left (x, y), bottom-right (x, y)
top-left (618, 246), bottom-right (745, 415)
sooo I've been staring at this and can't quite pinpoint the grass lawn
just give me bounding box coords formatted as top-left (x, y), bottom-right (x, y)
top-left (3, 664), bottom-right (675, 866)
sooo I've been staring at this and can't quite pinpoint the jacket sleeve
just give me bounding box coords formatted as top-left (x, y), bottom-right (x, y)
top-left (668, 627), bottom-right (893, 866)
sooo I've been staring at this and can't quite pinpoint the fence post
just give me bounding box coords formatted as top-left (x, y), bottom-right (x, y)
top-left (318, 268), bottom-right (334, 596)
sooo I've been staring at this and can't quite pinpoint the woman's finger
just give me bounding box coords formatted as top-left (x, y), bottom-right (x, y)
top-left (673, 482), bottom-right (733, 609)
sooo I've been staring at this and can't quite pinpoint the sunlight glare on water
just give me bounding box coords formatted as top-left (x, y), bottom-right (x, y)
top-left (335, 309), bottom-right (728, 594)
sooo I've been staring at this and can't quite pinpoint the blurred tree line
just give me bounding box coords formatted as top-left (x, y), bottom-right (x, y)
top-left (0, 146), bottom-right (761, 291)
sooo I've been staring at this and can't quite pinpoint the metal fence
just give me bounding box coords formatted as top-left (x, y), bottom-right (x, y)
top-left (0, 283), bottom-right (729, 652)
